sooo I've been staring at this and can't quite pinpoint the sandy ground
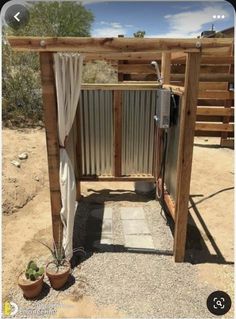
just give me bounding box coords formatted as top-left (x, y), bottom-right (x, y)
top-left (2, 128), bottom-right (234, 318)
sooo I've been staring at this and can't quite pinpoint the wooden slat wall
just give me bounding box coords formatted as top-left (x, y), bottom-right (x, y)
top-left (117, 46), bottom-right (234, 144)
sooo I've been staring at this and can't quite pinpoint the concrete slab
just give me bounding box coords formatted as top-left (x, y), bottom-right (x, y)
top-left (90, 207), bottom-right (113, 220)
top-left (122, 219), bottom-right (150, 235)
top-left (124, 235), bottom-right (155, 249)
top-left (101, 219), bottom-right (113, 234)
top-left (120, 207), bottom-right (145, 220)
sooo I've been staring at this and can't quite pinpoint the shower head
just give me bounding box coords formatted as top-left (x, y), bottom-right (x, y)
top-left (150, 61), bottom-right (162, 84)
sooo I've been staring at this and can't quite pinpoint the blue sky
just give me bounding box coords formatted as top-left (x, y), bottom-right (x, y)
top-left (82, 1), bottom-right (235, 37)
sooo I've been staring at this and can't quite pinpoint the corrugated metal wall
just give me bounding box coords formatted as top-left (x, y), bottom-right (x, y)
top-left (79, 90), bottom-right (114, 176)
top-left (121, 90), bottom-right (156, 175)
top-left (78, 89), bottom-right (157, 177)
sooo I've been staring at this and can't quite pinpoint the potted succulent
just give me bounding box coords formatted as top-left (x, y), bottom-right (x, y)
top-left (39, 241), bottom-right (71, 290)
top-left (18, 261), bottom-right (44, 298)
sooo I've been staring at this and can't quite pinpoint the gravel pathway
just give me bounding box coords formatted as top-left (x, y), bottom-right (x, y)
top-left (9, 191), bottom-right (218, 318)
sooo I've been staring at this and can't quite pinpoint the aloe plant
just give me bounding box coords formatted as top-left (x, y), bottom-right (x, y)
top-left (37, 239), bottom-right (85, 270)
top-left (25, 260), bottom-right (44, 281)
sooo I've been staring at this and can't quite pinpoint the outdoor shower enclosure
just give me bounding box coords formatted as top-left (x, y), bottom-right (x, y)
top-left (8, 36), bottom-right (233, 262)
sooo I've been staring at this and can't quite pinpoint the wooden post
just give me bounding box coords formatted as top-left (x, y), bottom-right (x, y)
top-left (221, 44), bottom-right (233, 147)
top-left (114, 90), bottom-right (122, 176)
top-left (174, 52), bottom-right (201, 262)
top-left (40, 52), bottom-right (63, 247)
top-left (75, 105), bottom-right (82, 200)
top-left (161, 52), bottom-right (171, 84)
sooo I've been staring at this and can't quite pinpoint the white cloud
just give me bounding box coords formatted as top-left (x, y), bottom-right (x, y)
top-left (93, 21), bottom-right (127, 37)
top-left (149, 5), bottom-right (229, 38)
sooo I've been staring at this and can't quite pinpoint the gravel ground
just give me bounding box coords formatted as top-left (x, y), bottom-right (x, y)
top-left (8, 191), bottom-right (219, 319)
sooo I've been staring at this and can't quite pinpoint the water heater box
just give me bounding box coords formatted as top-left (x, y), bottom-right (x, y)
top-left (156, 89), bottom-right (171, 128)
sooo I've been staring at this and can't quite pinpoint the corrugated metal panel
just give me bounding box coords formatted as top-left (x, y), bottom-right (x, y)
top-left (79, 90), bottom-right (114, 176)
top-left (122, 90), bottom-right (156, 175)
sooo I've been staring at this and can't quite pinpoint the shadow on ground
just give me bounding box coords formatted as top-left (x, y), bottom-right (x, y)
top-left (71, 187), bottom-right (234, 268)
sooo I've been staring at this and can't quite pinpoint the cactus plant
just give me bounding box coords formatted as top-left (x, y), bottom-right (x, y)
top-left (25, 260), bottom-right (44, 281)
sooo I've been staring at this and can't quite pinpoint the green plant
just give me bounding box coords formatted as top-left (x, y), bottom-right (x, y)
top-left (25, 261), bottom-right (44, 281)
top-left (38, 240), bottom-right (86, 270)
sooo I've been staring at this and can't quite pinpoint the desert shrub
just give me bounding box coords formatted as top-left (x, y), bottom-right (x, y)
top-left (2, 41), bottom-right (43, 127)
top-left (2, 1), bottom-right (94, 128)
top-left (83, 61), bottom-right (118, 83)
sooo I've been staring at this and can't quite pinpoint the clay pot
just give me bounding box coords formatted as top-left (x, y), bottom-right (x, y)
top-left (46, 260), bottom-right (71, 290)
top-left (18, 272), bottom-right (44, 299)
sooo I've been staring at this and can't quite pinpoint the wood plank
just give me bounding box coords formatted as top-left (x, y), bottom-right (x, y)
top-left (75, 104), bottom-right (82, 201)
top-left (39, 52), bottom-right (63, 247)
top-left (79, 175), bottom-right (155, 181)
top-left (114, 90), bottom-right (122, 176)
top-left (198, 82), bottom-right (228, 90)
top-left (195, 130), bottom-right (234, 137)
top-left (8, 36), bottom-right (233, 53)
top-left (197, 107), bottom-right (234, 116)
top-left (174, 52), bottom-right (201, 262)
top-left (162, 84), bottom-right (184, 95)
top-left (161, 52), bottom-right (171, 84)
top-left (220, 139), bottom-right (234, 148)
top-left (171, 73), bottom-right (234, 82)
top-left (157, 179), bottom-right (175, 221)
top-left (172, 55), bottom-right (233, 64)
top-left (221, 45), bottom-right (234, 145)
top-left (195, 123), bottom-right (234, 132)
top-left (198, 90), bottom-right (234, 99)
top-left (118, 64), bottom-right (233, 75)
top-left (81, 83), bottom-right (162, 90)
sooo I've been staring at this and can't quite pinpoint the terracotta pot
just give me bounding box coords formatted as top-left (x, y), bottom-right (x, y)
top-left (18, 272), bottom-right (44, 299)
top-left (46, 260), bottom-right (71, 290)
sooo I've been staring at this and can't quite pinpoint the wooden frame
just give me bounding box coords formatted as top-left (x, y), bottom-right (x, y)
top-left (8, 36), bottom-right (232, 262)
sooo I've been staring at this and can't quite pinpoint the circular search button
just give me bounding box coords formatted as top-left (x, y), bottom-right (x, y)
top-left (207, 291), bottom-right (231, 316)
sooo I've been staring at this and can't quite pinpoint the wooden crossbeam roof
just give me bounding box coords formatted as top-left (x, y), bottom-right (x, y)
top-left (7, 37), bottom-right (233, 55)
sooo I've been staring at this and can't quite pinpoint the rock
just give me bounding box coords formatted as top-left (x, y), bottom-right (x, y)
top-left (8, 177), bottom-right (17, 183)
top-left (11, 160), bottom-right (21, 168)
top-left (18, 152), bottom-right (28, 160)
top-left (204, 139), bottom-right (208, 142)
top-left (35, 176), bottom-right (40, 181)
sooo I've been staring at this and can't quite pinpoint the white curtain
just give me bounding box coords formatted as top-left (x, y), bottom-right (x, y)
top-left (53, 53), bottom-right (83, 259)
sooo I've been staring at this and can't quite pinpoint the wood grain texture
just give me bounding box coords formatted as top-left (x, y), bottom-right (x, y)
top-left (8, 36), bottom-right (233, 52)
top-left (174, 52), bottom-right (201, 262)
top-left (40, 52), bottom-right (63, 247)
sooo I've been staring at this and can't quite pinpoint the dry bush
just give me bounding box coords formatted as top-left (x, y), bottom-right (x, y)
top-left (83, 60), bottom-right (118, 83)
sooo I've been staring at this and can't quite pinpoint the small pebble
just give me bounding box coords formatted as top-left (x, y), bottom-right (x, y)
top-left (11, 160), bottom-right (21, 168)
top-left (18, 152), bottom-right (28, 160)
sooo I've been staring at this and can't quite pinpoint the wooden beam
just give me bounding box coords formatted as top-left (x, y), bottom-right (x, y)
top-left (174, 52), bottom-right (201, 262)
top-left (81, 83), bottom-right (162, 90)
top-left (79, 175), bottom-right (155, 182)
top-left (221, 45), bottom-right (234, 146)
top-left (39, 52), bottom-right (63, 247)
top-left (220, 139), bottom-right (234, 148)
top-left (7, 36), bottom-right (233, 53)
top-left (197, 107), bottom-right (234, 116)
top-left (198, 90), bottom-right (234, 100)
top-left (118, 64), bottom-right (233, 75)
top-left (195, 123), bottom-right (234, 132)
top-left (172, 55), bottom-right (234, 65)
top-left (171, 73), bottom-right (234, 82)
top-left (75, 104), bottom-right (82, 201)
top-left (161, 52), bottom-right (171, 84)
top-left (114, 90), bottom-right (122, 177)
top-left (157, 179), bottom-right (175, 221)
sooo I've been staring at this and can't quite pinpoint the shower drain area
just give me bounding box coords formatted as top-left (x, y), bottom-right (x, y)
top-left (74, 202), bottom-right (173, 254)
